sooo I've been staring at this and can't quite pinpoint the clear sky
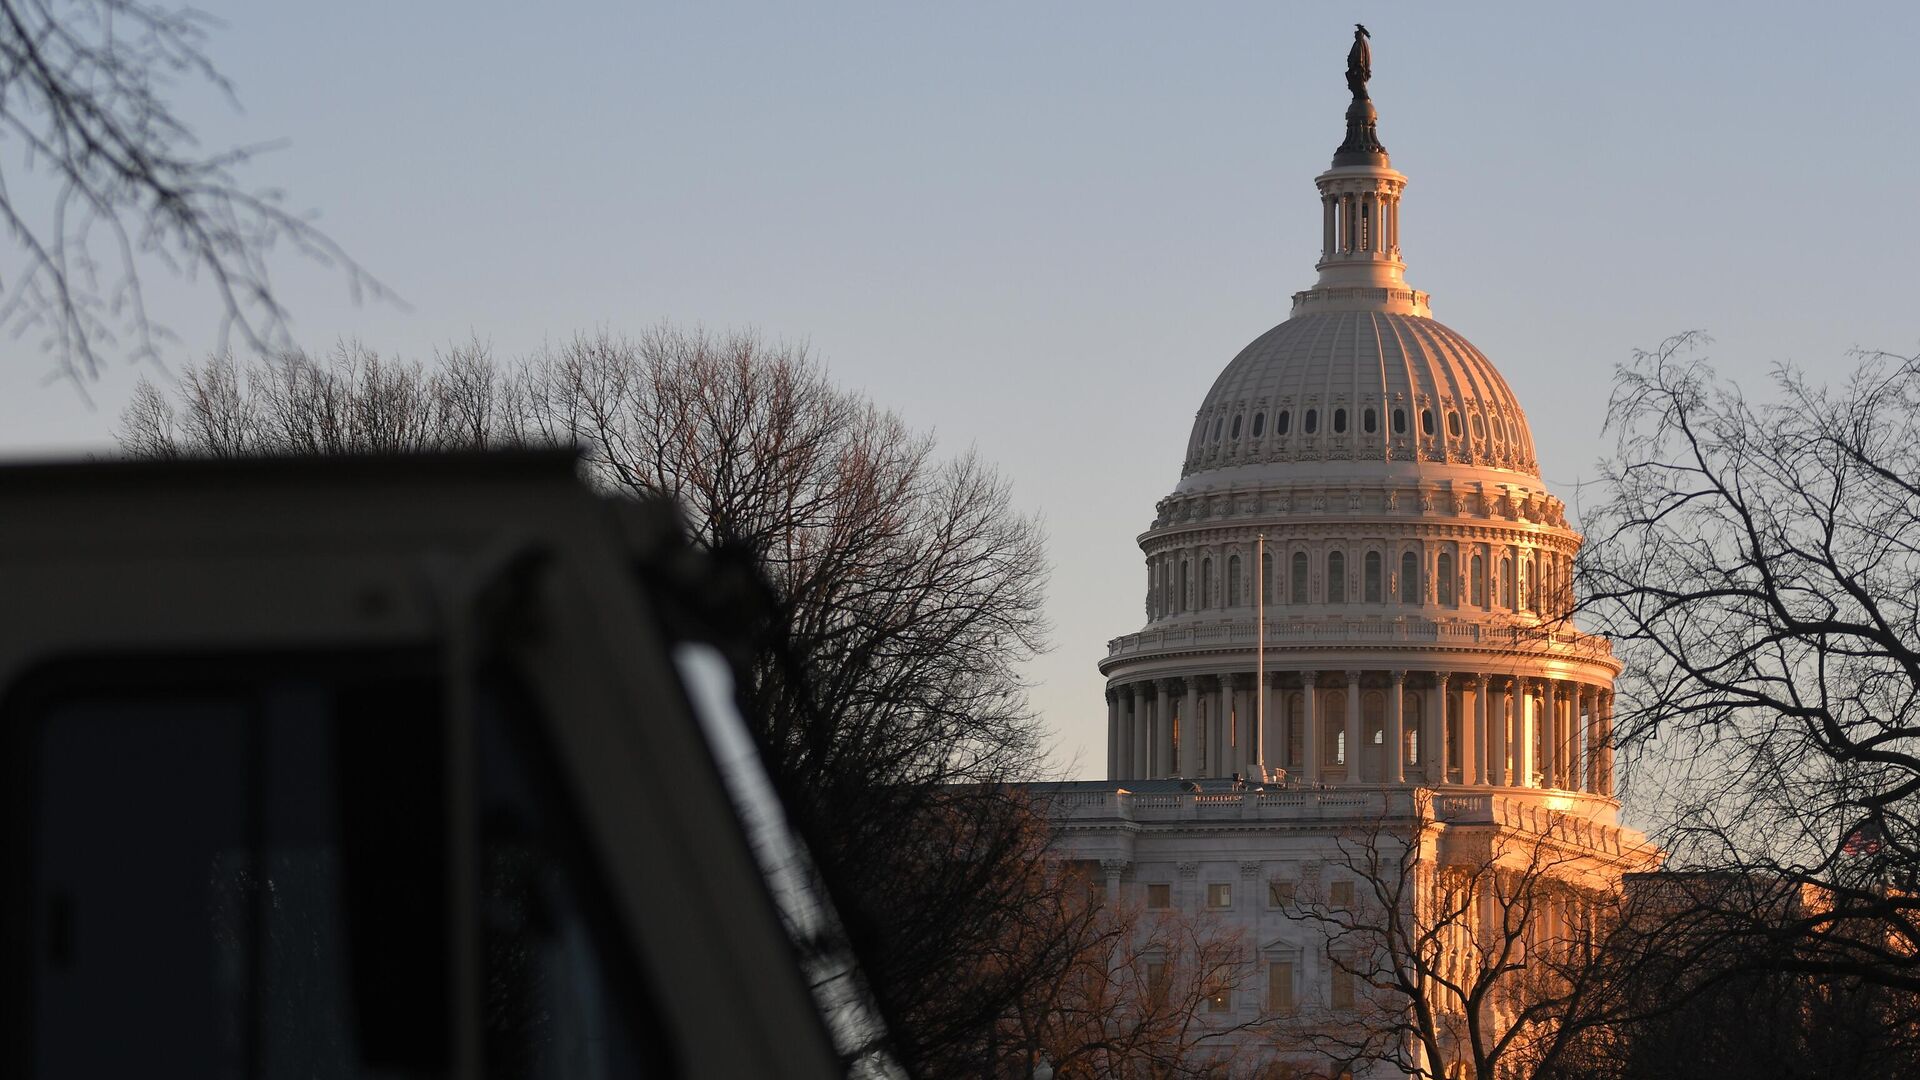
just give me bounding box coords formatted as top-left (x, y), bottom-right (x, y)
top-left (4, 2), bottom-right (1917, 778)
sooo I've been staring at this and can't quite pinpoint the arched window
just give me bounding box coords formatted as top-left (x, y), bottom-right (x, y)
top-left (1262, 551), bottom-right (1275, 604)
top-left (1304, 409), bottom-right (1319, 435)
top-left (1393, 408), bottom-right (1407, 435)
top-left (1228, 555), bottom-right (1242, 606)
top-left (1364, 407), bottom-right (1378, 434)
top-left (1200, 557), bottom-right (1213, 608)
top-left (1470, 553), bottom-right (1486, 606)
top-left (1525, 555), bottom-right (1539, 610)
top-left (1147, 564), bottom-right (1156, 616)
top-left (1333, 408), bottom-right (1348, 434)
top-left (1252, 412), bottom-right (1265, 438)
top-left (1327, 551), bottom-right (1346, 603)
top-left (1399, 551), bottom-right (1419, 604)
top-left (1181, 561), bottom-right (1191, 611)
top-left (1291, 552), bottom-right (1309, 604)
top-left (1364, 551), bottom-right (1382, 602)
top-left (1500, 556), bottom-right (1514, 608)
top-left (1277, 411), bottom-right (1291, 436)
top-left (1436, 552), bottom-right (1455, 606)
top-left (1230, 414), bottom-right (1242, 439)
top-left (1421, 409), bottom-right (1436, 437)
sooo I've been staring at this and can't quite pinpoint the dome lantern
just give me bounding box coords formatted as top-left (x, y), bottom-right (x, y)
top-left (1296, 24), bottom-right (1429, 318)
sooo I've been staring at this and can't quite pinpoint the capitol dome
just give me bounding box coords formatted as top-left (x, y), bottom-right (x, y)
top-left (1100, 36), bottom-right (1621, 810)
top-left (1180, 310), bottom-right (1540, 489)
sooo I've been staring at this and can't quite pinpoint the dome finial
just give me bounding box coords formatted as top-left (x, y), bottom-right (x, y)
top-left (1335, 24), bottom-right (1388, 166)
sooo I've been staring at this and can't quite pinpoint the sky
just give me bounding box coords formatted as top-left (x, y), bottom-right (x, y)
top-left (4, 2), bottom-right (1918, 779)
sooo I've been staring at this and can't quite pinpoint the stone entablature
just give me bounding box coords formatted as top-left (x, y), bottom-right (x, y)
top-left (1102, 614), bottom-right (1616, 666)
top-left (1048, 786), bottom-right (1634, 847)
top-left (1153, 483), bottom-right (1569, 530)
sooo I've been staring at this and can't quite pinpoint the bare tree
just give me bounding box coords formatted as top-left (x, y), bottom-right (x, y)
top-left (1576, 333), bottom-right (1920, 992)
top-left (118, 328), bottom-right (1061, 1078)
top-left (0, 0), bottom-right (389, 383)
top-left (996, 874), bottom-right (1287, 1079)
top-left (1551, 870), bottom-right (1920, 1080)
top-left (1273, 796), bottom-right (1648, 1080)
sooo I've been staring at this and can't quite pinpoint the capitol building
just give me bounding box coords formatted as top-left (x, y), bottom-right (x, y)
top-left (1046, 29), bottom-right (1653, 1079)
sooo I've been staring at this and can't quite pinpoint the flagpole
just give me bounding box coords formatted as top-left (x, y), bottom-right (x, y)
top-left (1256, 532), bottom-right (1266, 782)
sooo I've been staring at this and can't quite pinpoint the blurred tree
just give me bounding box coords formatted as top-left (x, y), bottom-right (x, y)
top-left (120, 329), bottom-right (1066, 1077)
top-left (0, 0), bottom-right (387, 383)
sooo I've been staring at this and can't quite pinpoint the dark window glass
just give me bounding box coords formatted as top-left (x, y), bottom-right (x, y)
top-left (1230, 415), bottom-right (1242, 438)
top-left (1277, 412), bottom-right (1291, 436)
top-left (1447, 412), bottom-right (1462, 438)
top-left (10, 662), bottom-right (664, 1080)
top-left (1304, 409), bottom-right (1319, 435)
top-left (1421, 410), bottom-right (1436, 436)
top-left (1252, 412), bottom-right (1265, 437)
top-left (1333, 408), bottom-right (1348, 434)
top-left (1364, 408), bottom-right (1377, 434)
top-left (1393, 408), bottom-right (1407, 435)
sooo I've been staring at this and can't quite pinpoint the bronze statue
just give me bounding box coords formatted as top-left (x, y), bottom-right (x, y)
top-left (1334, 24), bottom-right (1386, 164)
top-left (1346, 24), bottom-right (1371, 100)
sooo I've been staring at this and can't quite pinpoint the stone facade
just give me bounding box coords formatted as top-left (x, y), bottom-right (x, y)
top-left (1047, 38), bottom-right (1654, 1080)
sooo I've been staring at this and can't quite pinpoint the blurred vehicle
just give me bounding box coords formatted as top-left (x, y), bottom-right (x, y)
top-left (0, 452), bottom-right (865, 1079)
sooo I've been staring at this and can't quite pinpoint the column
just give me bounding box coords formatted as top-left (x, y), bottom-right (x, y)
top-left (1599, 690), bottom-right (1615, 797)
top-left (1387, 670), bottom-right (1406, 784)
top-left (1425, 674), bottom-right (1448, 780)
top-left (1102, 859), bottom-right (1128, 905)
top-left (1107, 689), bottom-right (1121, 780)
top-left (1129, 683), bottom-right (1150, 778)
top-left (1540, 681), bottom-right (1560, 790)
top-left (1133, 687), bottom-right (1147, 778)
top-left (1515, 680), bottom-right (1536, 787)
top-left (1159, 680), bottom-right (1175, 772)
top-left (1467, 673), bottom-right (1488, 785)
top-left (1487, 678), bottom-right (1509, 787)
top-left (1587, 686), bottom-right (1604, 793)
top-left (1302, 672), bottom-right (1321, 783)
top-left (1345, 671), bottom-right (1362, 783)
top-left (1181, 679), bottom-right (1200, 778)
top-left (1209, 676), bottom-right (1226, 777)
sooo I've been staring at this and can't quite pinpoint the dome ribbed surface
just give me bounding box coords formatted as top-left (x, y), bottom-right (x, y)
top-left (1181, 310), bottom-right (1538, 480)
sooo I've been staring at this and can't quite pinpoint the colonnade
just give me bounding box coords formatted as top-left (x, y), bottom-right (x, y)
top-left (1105, 670), bottom-right (1614, 797)
top-left (1322, 189), bottom-right (1400, 259)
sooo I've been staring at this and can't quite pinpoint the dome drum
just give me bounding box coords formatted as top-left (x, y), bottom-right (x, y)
top-left (1101, 36), bottom-right (1617, 811)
